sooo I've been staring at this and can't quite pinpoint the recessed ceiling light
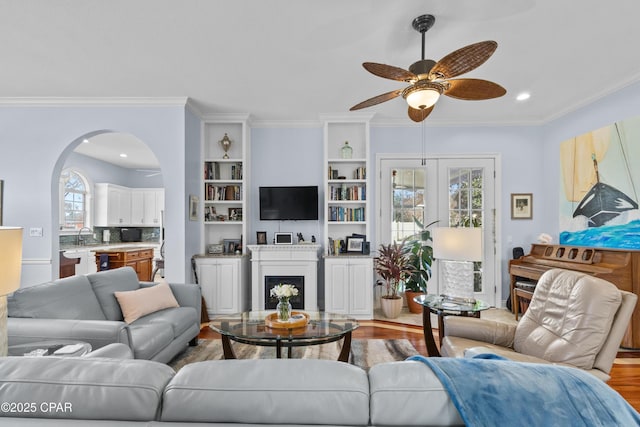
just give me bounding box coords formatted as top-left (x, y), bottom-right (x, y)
top-left (119, 153), bottom-right (128, 158)
top-left (516, 92), bottom-right (531, 101)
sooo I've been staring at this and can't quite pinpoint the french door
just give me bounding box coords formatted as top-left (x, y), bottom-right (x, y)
top-left (378, 156), bottom-right (498, 306)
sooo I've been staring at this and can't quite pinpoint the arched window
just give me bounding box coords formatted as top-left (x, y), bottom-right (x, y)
top-left (60, 169), bottom-right (91, 230)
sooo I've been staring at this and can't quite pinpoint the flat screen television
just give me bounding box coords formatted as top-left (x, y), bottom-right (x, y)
top-left (259, 186), bottom-right (319, 221)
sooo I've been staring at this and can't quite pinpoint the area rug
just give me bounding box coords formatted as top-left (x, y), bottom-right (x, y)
top-left (169, 339), bottom-right (419, 371)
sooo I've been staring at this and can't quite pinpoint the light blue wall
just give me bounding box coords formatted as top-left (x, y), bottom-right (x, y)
top-left (250, 127), bottom-right (325, 244)
top-left (541, 80), bottom-right (640, 239)
top-left (0, 104), bottom-right (189, 286)
top-left (3, 82), bottom-right (640, 295)
top-left (184, 108), bottom-right (202, 281)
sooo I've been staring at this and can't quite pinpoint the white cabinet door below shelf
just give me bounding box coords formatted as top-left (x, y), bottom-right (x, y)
top-left (324, 257), bottom-right (373, 319)
top-left (215, 261), bottom-right (239, 314)
top-left (325, 259), bottom-right (349, 314)
top-left (196, 257), bottom-right (244, 315)
top-left (348, 258), bottom-right (373, 317)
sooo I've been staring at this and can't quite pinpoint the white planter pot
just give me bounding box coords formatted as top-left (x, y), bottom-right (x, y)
top-left (381, 297), bottom-right (403, 319)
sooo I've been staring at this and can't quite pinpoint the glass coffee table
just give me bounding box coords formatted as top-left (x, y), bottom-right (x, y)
top-left (209, 311), bottom-right (358, 362)
top-left (413, 294), bottom-right (490, 357)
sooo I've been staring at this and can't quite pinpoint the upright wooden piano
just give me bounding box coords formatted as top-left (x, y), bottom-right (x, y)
top-left (509, 243), bottom-right (640, 349)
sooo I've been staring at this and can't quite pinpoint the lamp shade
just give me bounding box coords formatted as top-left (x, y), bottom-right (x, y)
top-left (406, 88), bottom-right (441, 110)
top-left (432, 227), bottom-right (482, 262)
top-left (0, 227), bottom-right (22, 295)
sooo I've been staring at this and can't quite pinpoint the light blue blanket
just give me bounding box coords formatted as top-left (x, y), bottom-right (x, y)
top-left (408, 355), bottom-right (640, 427)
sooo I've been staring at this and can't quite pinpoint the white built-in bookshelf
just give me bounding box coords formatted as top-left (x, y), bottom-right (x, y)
top-left (201, 114), bottom-right (250, 254)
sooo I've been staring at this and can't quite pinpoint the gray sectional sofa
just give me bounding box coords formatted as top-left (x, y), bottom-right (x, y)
top-left (0, 356), bottom-right (463, 426)
top-left (1, 356), bottom-right (638, 426)
top-left (7, 267), bottom-right (201, 363)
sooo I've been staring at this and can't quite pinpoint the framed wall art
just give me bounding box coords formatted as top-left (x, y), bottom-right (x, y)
top-left (189, 195), bottom-right (199, 221)
top-left (511, 193), bottom-right (532, 219)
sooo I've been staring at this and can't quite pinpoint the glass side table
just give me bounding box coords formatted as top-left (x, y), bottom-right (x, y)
top-left (413, 294), bottom-right (490, 357)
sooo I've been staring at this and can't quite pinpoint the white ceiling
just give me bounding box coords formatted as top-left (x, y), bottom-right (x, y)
top-left (73, 133), bottom-right (159, 170)
top-left (4, 0), bottom-right (640, 164)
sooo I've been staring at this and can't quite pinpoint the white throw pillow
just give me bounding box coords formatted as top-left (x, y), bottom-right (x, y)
top-left (114, 282), bottom-right (179, 324)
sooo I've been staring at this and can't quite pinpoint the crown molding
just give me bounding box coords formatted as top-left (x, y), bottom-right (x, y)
top-left (250, 119), bottom-right (322, 128)
top-left (0, 97), bottom-right (190, 107)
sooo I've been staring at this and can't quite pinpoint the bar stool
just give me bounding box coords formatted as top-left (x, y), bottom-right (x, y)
top-left (152, 242), bottom-right (165, 279)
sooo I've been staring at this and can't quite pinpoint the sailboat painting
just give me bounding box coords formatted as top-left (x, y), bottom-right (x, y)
top-left (559, 116), bottom-right (640, 249)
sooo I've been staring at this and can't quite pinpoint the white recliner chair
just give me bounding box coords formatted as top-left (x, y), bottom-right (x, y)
top-left (440, 268), bottom-right (637, 381)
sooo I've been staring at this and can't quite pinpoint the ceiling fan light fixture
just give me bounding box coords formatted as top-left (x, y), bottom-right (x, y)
top-left (403, 81), bottom-right (444, 110)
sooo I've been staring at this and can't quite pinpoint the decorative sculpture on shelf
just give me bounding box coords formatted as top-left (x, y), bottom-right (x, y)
top-left (219, 133), bottom-right (232, 159)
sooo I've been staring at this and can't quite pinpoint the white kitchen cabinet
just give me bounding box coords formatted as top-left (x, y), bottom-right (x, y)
top-left (95, 183), bottom-right (131, 226)
top-left (96, 184), bottom-right (163, 227)
top-left (194, 256), bottom-right (248, 316)
top-left (131, 188), bottom-right (164, 226)
top-left (324, 256), bottom-right (373, 319)
top-left (144, 189), bottom-right (164, 225)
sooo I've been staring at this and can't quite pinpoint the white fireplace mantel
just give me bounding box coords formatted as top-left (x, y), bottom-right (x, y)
top-left (247, 244), bottom-right (321, 311)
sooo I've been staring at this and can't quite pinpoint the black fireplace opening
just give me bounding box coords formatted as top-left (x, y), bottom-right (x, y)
top-left (265, 276), bottom-right (304, 309)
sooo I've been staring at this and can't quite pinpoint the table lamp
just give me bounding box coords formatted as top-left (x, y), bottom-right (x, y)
top-left (0, 227), bottom-right (23, 356)
top-left (432, 227), bottom-right (482, 303)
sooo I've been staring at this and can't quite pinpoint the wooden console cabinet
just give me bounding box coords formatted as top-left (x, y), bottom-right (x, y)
top-left (94, 247), bottom-right (154, 282)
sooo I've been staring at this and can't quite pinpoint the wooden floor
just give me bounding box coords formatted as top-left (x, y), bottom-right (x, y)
top-left (200, 319), bottom-right (640, 412)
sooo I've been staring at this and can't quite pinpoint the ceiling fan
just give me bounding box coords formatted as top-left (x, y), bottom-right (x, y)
top-left (350, 14), bottom-right (506, 122)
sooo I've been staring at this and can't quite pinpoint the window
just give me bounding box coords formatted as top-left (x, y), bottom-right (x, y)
top-left (446, 167), bottom-right (484, 292)
top-left (60, 169), bottom-right (91, 231)
top-left (391, 168), bottom-right (425, 242)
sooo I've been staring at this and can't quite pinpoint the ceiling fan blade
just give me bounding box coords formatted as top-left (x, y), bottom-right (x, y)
top-left (363, 63), bottom-right (416, 82)
top-left (444, 78), bottom-right (506, 100)
top-left (408, 105), bottom-right (435, 122)
top-left (350, 89), bottom-right (402, 111)
top-left (430, 41), bottom-right (498, 79)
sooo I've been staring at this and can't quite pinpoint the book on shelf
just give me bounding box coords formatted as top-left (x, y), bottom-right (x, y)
top-left (327, 238), bottom-right (344, 255)
top-left (204, 161), bottom-right (242, 180)
top-left (230, 163), bottom-right (243, 180)
top-left (328, 206), bottom-right (365, 222)
top-left (354, 166), bottom-right (366, 180)
top-left (329, 185), bottom-right (366, 201)
top-left (204, 184), bottom-right (242, 201)
top-left (204, 161), bottom-right (221, 180)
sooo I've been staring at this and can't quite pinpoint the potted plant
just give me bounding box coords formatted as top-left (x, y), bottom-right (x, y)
top-left (374, 240), bottom-right (415, 319)
top-left (403, 219), bottom-right (437, 313)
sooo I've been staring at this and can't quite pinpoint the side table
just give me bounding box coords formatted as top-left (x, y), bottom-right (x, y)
top-left (413, 294), bottom-right (490, 357)
top-left (8, 341), bottom-right (92, 357)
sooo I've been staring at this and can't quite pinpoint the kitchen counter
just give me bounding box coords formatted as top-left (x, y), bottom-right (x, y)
top-left (61, 242), bottom-right (160, 251)
top-left (92, 245), bottom-right (155, 253)
top-left (94, 246), bottom-right (155, 281)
